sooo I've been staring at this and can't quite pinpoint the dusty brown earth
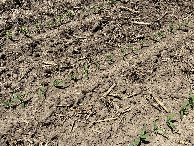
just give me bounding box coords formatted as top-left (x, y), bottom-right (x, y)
top-left (0, 0), bottom-right (194, 145)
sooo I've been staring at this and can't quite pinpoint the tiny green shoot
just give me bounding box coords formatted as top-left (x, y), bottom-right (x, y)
top-left (70, 73), bottom-right (79, 80)
top-left (166, 113), bottom-right (176, 131)
top-left (106, 55), bottom-right (114, 64)
top-left (110, 0), bottom-right (117, 3)
top-left (45, 21), bottom-right (52, 29)
top-left (122, 48), bottom-right (127, 60)
top-left (6, 31), bottom-right (13, 40)
top-left (94, 61), bottom-right (100, 69)
top-left (67, 9), bottom-right (75, 18)
top-left (92, 3), bottom-right (97, 13)
top-left (21, 25), bottom-right (30, 37)
top-left (189, 93), bottom-right (194, 109)
top-left (84, 63), bottom-right (89, 79)
top-left (39, 85), bottom-right (44, 98)
top-left (52, 80), bottom-right (66, 87)
top-left (180, 100), bottom-right (190, 120)
top-left (153, 119), bottom-right (167, 135)
top-left (2, 101), bottom-right (13, 107)
top-left (12, 92), bottom-right (30, 108)
top-left (130, 125), bottom-right (150, 146)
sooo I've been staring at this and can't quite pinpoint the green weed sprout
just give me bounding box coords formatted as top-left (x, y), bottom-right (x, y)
top-left (106, 55), bottom-right (114, 64)
top-left (122, 48), bottom-right (127, 60)
top-left (179, 93), bottom-right (194, 120)
top-left (130, 42), bottom-right (138, 52)
top-left (52, 80), bottom-right (66, 87)
top-left (84, 63), bottom-right (89, 79)
top-left (92, 3), bottom-right (97, 13)
top-left (110, 0), bottom-right (117, 3)
top-left (55, 15), bottom-right (64, 24)
top-left (98, 3), bottom-right (104, 8)
top-left (14, 92), bottom-right (29, 108)
top-left (180, 100), bottom-right (190, 120)
top-left (154, 119), bottom-right (167, 135)
top-left (94, 61), bottom-right (100, 69)
top-left (189, 93), bottom-right (194, 109)
top-left (82, 7), bottom-right (86, 14)
top-left (2, 101), bottom-right (13, 107)
top-left (166, 114), bottom-right (176, 131)
top-left (140, 39), bottom-right (150, 48)
top-left (34, 23), bottom-right (41, 33)
top-left (21, 25), bottom-right (30, 37)
top-left (2, 92), bottom-right (29, 108)
top-left (39, 85), bottom-right (44, 98)
top-left (130, 125), bottom-right (150, 146)
top-left (70, 73), bottom-right (79, 81)
top-left (152, 31), bottom-right (165, 41)
top-left (45, 21), bottom-right (52, 28)
top-left (67, 9), bottom-right (75, 18)
top-left (6, 31), bottom-right (13, 40)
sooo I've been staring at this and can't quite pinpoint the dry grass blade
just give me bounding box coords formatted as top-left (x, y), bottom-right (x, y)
top-left (153, 95), bottom-right (168, 113)
top-left (132, 21), bottom-right (151, 25)
top-left (103, 83), bottom-right (116, 98)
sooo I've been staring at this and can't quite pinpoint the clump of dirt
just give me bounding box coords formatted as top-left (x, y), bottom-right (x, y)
top-left (0, 0), bottom-right (193, 145)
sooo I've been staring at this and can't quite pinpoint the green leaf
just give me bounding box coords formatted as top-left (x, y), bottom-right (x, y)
top-left (141, 134), bottom-right (150, 139)
top-left (158, 128), bottom-right (167, 135)
top-left (2, 102), bottom-right (11, 107)
top-left (180, 100), bottom-right (190, 119)
top-left (21, 102), bottom-right (25, 108)
top-left (169, 122), bottom-right (175, 129)
top-left (167, 113), bottom-right (175, 121)
top-left (140, 125), bottom-right (146, 136)
top-left (189, 93), bottom-right (194, 108)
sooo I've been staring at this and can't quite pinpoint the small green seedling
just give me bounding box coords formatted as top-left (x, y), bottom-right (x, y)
top-left (84, 63), bottom-right (89, 79)
top-left (130, 125), bottom-right (150, 146)
top-left (6, 31), bottom-right (13, 40)
top-left (14, 92), bottom-right (30, 108)
top-left (55, 15), bottom-right (64, 24)
top-left (67, 9), bottom-right (75, 18)
top-left (166, 113), bottom-right (176, 131)
top-left (45, 21), bottom-right (52, 29)
top-left (152, 31), bottom-right (166, 41)
top-left (189, 93), bottom-right (194, 109)
top-left (21, 25), bottom-right (30, 37)
top-left (39, 85), bottom-right (44, 98)
top-left (70, 73), bottom-right (79, 81)
top-left (157, 31), bottom-right (166, 37)
top-left (177, 20), bottom-right (191, 29)
top-left (168, 22), bottom-right (179, 32)
top-left (34, 22), bottom-right (41, 33)
top-left (98, 3), bottom-right (104, 8)
top-left (52, 80), bottom-right (66, 87)
top-left (130, 42), bottom-right (138, 52)
top-left (110, 0), bottom-right (117, 3)
top-left (153, 119), bottom-right (167, 136)
top-left (92, 3), bottom-right (97, 13)
top-left (106, 55), bottom-right (114, 64)
top-left (2, 101), bottom-right (13, 107)
top-left (180, 100), bottom-right (190, 120)
top-left (94, 61), bottom-right (100, 69)
top-left (82, 7), bottom-right (86, 14)
top-left (122, 48), bottom-right (127, 60)
top-left (140, 39), bottom-right (150, 48)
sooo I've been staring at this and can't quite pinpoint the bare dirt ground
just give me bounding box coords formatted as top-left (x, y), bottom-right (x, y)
top-left (0, 0), bottom-right (194, 145)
